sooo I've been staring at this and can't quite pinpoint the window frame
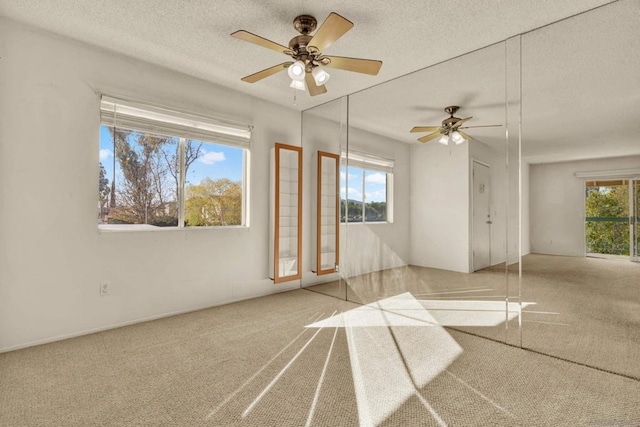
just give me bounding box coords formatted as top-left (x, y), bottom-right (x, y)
top-left (98, 95), bottom-right (252, 231)
top-left (341, 151), bottom-right (394, 224)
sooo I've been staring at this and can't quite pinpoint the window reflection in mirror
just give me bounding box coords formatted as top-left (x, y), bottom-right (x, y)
top-left (343, 40), bottom-right (512, 342)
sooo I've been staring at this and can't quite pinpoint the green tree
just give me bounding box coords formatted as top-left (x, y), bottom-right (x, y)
top-left (365, 201), bottom-right (387, 222)
top-left (98, 162), bottom-right (111, 221)
top-left (108, 128), bottom-right (175, 225)
top-left (585, 185), bottom-right (629, 255)
top-left (340, 199), bottom-right (387, 222)
top-left (160, 139), bottom-right (204, 203)
top-left (185, 178), bottom-right (242, 226)
top-left (341, 199), bottom-right (363, 222)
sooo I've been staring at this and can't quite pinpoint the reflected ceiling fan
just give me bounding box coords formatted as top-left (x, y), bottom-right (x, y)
top-left (411, 106), bottom-right (501, 144)
top-left (231, 12), bottom-right (382, 96)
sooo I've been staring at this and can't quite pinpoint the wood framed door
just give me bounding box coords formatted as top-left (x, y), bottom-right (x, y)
top-left (270, 143), bottom-right (303, 283)
top-left (316, 151), bottom-right (340, 275)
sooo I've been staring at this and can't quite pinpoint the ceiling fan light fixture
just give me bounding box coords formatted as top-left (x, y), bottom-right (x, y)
top-left (289, 79), bottom-right (306, 91)
top-left (287, 60), bottom-right (306, 81)
top-left (451, 130), bottom-right (466, 144)
top-left (311, 65), bottom-right (331, 86)
top-left (232, 13), bottom-right (381, 97)
top-left (438, 134), bottom-right (450, 145)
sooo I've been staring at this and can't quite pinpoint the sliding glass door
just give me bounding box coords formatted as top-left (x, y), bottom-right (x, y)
top-left (583, 178), bottom-right (640, 262)
top-left (584, 180), bottom-right (630, 259)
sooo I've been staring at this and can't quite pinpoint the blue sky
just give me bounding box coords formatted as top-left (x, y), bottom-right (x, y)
top-left (99, 125), bottom-right (385, 203)
top-left (99, 125), bottom-right (244, 191)
top-left (340, 166), bottom-right (387, 203)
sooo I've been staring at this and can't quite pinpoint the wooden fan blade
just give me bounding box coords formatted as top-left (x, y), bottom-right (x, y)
top-left (418, 132), bottom-right (442, 143)
top-left (452, 117), bottom-right (472, 129)
top-left (459, 131), bottom-right (472, 141)
top-left (323, 55), bottom-right (382, 75)
top-left (458, 124), bottom-right (502, 129)
top-left (231, 30), bottom-right (291, 54)
top-left (241, 62), bottom-right (293, 83)
top-left (410, 126), bottom-right (440, 133)
top-left (308, 12), bottom-right (354, 54)
top-left (305, 72), bottom-right (327, 96)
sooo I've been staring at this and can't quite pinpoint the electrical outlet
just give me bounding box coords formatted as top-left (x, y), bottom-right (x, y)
top-left (100, 281), bottom-right (110, 296)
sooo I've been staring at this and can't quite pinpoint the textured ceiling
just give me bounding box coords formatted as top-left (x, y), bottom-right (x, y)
top-left (519, 0), bottom-right (640, 163)
top-left (2, 0), bottom-right (636, 163)
top-left (308, 0), bottom-right (640, 163)
top-left (0, 0), bottom-right (616, 112)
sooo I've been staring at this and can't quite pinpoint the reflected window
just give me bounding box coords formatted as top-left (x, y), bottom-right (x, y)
top-left (585, 180), bottom-right (630, 256)
top-left (340, 152), bottom-right (393, 223)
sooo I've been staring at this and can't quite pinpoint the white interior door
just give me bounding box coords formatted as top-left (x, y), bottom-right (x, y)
top-left (632, 179), bottom-right (639, 262)
top-left (472, 161), bottom-right (491, 271)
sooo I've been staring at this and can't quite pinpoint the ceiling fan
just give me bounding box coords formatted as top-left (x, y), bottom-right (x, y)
top-left (410, 106), bottom-right (501, 144)
top-left (231, 12), bottom-right (383, 96)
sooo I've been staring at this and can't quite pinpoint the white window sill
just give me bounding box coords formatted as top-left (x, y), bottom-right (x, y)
top-left (98, 224), bottom-right (249, 232)
top-left (340, 221), bottom-right (392, 225)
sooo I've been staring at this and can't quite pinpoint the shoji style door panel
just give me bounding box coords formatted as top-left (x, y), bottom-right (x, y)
top-left (270, 143), bottom-right (303, 283)
top-left (315, 151), bottom-right (340, 275)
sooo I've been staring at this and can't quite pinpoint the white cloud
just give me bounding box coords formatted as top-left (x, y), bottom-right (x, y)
top-left (365, 172), bottom-right (386, 184)
top-left (366, 189), bottom-right (387, 203)
top-left (340, 187), bottom-right (363, 199)
top-left (99, 149), bottom-right (113, 161)
top-left (198, 150), bottom-right (225, 165)
top-left (347, 187), bottom-right (362, 200)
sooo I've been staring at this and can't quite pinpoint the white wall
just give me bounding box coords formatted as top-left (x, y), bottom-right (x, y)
top-left (0, 19), bottom-right (302, 351)
top-left (300, 103), bottom-right (345, 286)
top-left (301, 106), bottom-right (411, 282)
top-left (410, 142), bottom-right (470, 273)
top-left (529, 155), bottom-right (640, 256)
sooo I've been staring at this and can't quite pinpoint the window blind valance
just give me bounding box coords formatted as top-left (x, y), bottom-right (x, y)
top-left (341, 150), bottom-right (394, 174)
top-left (574, 168), bottom-right (640, 179)
top-left (100, 95), bottom-right (252, 149)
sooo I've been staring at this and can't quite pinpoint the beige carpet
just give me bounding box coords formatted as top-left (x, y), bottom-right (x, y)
top-left (1, 288), bottom-right (640, 426)
top-left (309, 254), bottom-right (640, 379)
top-left (518, 254), bottom-right (640, 379)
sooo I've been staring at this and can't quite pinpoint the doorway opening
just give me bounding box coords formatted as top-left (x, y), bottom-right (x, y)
top-left (584, 179), bottom-right (637, 261)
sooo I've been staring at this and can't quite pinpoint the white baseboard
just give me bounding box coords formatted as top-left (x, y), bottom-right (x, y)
top-left (0, 285), bottom-right (298, 353)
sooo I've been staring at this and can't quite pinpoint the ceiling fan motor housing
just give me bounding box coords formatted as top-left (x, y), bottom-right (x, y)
top-left (293, 15), bottom-right (317, 34)
top-left (442, 116), bottom-right (461, 129)
top-left (292, 15), bottom-right (323, 59)
top-left (444, 105), bottom-right (460, 115)
top-left (289, 35), bottom-right (313, 54)
top-left (441, 106), bottom-right (461, 134)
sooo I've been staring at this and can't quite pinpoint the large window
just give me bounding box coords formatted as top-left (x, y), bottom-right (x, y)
top-left (98, 96), bottom-right (251, 229)
top-left (340, 152), bottom-right (393, 223)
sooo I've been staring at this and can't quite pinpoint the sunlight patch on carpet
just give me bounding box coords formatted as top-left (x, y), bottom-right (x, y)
top-left (305, 293), bottom-right (534, 426)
